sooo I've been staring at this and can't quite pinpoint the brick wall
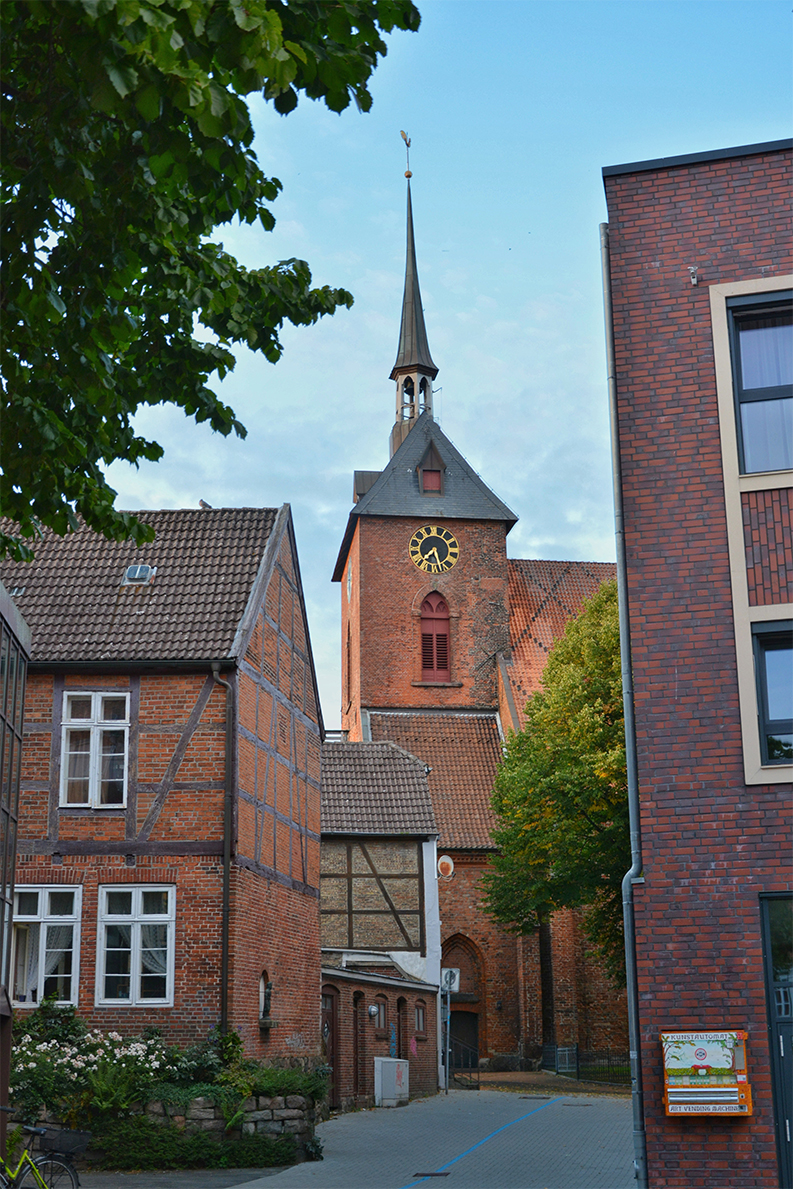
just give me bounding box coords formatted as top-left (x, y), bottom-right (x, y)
top-left (606, 146), bottom-right (792, 1187)
top-left (320, 975), bottom-right (437, 1109)
top-left (742, 489), bottom-right (793, 605)
top-left (439, 854), bottom-right (520, 1058)
top-left (342, 515), bottom-right (509, 734)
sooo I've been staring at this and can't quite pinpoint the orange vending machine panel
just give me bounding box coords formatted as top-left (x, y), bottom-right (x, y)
top-left (660, 1030), bottom-right (752, 1116)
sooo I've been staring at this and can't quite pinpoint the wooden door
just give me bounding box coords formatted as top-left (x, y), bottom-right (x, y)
top-left (321, 986), bottom-right (340, 1109)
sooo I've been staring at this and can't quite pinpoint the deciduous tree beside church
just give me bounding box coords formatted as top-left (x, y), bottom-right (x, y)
top-left (482, 580), bottom-right (631, 984)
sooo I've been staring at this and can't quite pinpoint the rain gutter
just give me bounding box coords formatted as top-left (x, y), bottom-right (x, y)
top-left (211, 662), bottom-right (234, 1035)
top-left (600, 222), bottom-right (648, 1189)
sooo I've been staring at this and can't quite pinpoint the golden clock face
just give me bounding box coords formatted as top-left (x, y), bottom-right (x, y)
top-left (408, 525), bottom-right (460, 574)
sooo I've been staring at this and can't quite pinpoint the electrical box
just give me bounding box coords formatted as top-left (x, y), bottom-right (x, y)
top-left (374, 1057), bottom-right (409, 1107)
top-left (660, 1030), bottom-right (752, 1116)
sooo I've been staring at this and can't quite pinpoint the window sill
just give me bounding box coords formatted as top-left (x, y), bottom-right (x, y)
top-left (60, 805), bottom-right (126, 813)
top-left (411, 681), bottom-right (463, 688)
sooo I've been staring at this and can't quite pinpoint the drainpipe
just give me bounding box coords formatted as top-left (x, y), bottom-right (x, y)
top-left (600, 223), bottom-right (648, 1189)
top-left (211, 663), bottom-right (234, 1035)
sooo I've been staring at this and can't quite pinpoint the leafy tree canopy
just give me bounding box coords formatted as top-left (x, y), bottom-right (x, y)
top-left (1, 0), bottom-right (420, 559)
top-left (481, 580), bottom-right (629, 983)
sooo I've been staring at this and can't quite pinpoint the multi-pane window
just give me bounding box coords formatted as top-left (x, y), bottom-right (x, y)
top-left (728, 294), bottom-right (793, 473)
top-left (97, 886), bottom-right (174, 1006)
top-left (60, 692), bottom-right (129, 807)
top-left (752, 622), bottom-right (793, 765)
top-left (12, 887), bottom-right (81, 1006)
top-left (420, 593), bottom-right (450, 681)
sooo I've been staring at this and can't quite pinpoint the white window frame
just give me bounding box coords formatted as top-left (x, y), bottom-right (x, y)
top-left (95, 885), bottom-right (175, 1007)
top-left (710, 275), bottom-right (793, 784)
top-left (11, 885), bottom-right (82, 1008)
top-left (60, 691), bottom-right (130, 808)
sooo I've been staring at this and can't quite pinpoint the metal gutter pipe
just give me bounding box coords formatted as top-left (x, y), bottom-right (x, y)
top-left (211, 663), bottom-right (234, 1035)
top-left (600, 222), bottom-right (648, 1189)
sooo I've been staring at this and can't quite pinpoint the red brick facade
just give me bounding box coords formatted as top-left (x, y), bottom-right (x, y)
top-left (605, 143), bottom-right (792, 1187)
top-left (320, 974), bottom-right (437, 1109)
top-left (337, 438), bottom-right (628, 1066)
top-left (10, 511), bottom-right (323, 1063)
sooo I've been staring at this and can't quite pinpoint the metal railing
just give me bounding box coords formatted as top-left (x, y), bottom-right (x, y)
top-left (541, 1044), bottom-right (630, 1085)
top-left (448, 1036), bottom-right (480, 1089)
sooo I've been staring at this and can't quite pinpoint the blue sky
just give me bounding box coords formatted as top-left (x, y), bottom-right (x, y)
top-left (106, 0), bottom-right (792, 726)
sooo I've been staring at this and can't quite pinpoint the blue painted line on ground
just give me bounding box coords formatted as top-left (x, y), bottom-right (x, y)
top-left (397, 1096), bottom-right (562, 1188)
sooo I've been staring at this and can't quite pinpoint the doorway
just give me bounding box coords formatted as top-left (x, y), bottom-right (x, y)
top-left (761, 894), bottom-right (792, 1188)
top-left (321, 985), bottom-right (340, 1109)
top-left (450, 1010), bottom-right (479, 1069)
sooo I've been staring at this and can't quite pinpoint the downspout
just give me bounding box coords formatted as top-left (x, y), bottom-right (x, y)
top-left (600, 223), bottom-right (648, 1189)
top-left (212, 663), bottom-right (234, 1035)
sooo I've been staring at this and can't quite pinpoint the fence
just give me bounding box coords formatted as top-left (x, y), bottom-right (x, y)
top-left (541, 1044), bottom-right (630, 1085)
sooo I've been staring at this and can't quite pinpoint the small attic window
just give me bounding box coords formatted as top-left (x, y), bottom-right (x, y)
top-left (7, 586), bottom-right (26, 598)
top-left (419, 443), bottom-right (445, 496)
top-left (122, 565), bottom-right (154, 586)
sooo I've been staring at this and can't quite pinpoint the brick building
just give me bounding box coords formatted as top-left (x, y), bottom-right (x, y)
top-left (0, 506), bottom-right (323, 1060)
top-left (602, 139), bottom-right (792, 1186)
top-left (333, 177), bottom-right (627, 1069)
top-left (320, 740), bottom-right (440, 1107)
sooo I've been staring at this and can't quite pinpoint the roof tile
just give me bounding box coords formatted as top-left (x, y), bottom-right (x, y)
top-left (321, 741), bottom-right (437, 835)
top-left (0, 508), bottom-right (278, 663)
top-left (507, 559), bottom-right (616, 721)
top-left (368, 711), bottom-right (503, 850)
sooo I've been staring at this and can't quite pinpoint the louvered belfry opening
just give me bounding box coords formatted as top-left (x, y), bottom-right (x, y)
top-left (420, 592), bottom-right (450, 681)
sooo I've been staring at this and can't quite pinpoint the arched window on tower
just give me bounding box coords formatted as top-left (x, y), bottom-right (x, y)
top-left (421, 593), bottom-right (450, 682)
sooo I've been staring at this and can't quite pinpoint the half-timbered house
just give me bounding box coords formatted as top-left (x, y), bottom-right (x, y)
top-left (320, 741), bottom-right (441, 1107)
top-left (0, 505), bottom-right (323, 1058)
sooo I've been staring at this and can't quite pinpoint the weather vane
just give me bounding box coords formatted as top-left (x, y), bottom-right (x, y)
top-left (400, 130), bottom-right (412, 178)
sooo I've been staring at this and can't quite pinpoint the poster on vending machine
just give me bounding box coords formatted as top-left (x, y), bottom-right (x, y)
top-left (660, 1030), bottom-right (752, 1116)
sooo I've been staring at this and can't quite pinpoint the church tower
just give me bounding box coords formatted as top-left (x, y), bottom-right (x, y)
top-left (332, 171), bottom-right (524, 1065)
top-left (389, 181), bottom-right (439, 457)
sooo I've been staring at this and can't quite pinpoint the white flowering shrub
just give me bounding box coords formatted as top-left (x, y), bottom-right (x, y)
top-left (11, 1024), bottom-right (182, 1123)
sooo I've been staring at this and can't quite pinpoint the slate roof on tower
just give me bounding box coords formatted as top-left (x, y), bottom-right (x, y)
top-left (390, 182), bottom-right (438, 380)
top-left (0, 507), bottom-right (283, 664)
top-left (333, 412), bottom-right (518, 580)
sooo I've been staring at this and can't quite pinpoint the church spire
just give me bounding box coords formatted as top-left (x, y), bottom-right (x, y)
top-left (389, 135), bottom-right (438, 457)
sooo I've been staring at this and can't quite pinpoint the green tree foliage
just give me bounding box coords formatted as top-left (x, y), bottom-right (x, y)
top-left (1, 0), bottom-right (420, 559)
top-left (482, 580), bottom-right (630, 983)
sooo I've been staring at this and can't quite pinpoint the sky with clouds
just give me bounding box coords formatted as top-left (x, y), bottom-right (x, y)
top-left (105, 0), bottom-right (791, 727)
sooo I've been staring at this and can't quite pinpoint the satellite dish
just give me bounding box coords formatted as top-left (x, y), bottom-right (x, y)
top-left (438, 855), bottom-right (454, 879)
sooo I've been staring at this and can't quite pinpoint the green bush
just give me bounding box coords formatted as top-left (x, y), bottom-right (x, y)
top-left (95, 1117), bottom-right (296, 1170)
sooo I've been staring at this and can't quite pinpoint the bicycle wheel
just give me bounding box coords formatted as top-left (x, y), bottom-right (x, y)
top-left (16, 1156), bottom-right (78, 1189)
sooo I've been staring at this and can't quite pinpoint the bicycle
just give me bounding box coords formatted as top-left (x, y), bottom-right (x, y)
top-left (0, 1107), bottom-right (87, 1188)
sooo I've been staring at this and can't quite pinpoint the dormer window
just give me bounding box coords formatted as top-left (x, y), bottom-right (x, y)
top-left (419, 443), bottom-right (446, 495)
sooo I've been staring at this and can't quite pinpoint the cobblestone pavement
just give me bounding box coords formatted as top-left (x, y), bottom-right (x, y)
top-left (262, 1091), bottom-right (632, 1189)
top-left (80, 1089), bottom-right (633, 1189)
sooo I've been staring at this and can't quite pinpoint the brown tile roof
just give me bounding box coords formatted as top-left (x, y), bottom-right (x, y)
top-left (507, 559), bottom-right (616, 723)
top-left (368, 711), bottom-right (503, 851)
top-left (0, 508), bottom-right (278, 664)
top-left (321, 741), bottom-right (437, 836)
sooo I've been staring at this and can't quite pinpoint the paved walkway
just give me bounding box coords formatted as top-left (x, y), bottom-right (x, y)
top-left (81, 1089), bottom-right (633, 1189)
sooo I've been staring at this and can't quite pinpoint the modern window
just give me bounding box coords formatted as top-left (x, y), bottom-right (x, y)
top-left (12, 887), bottom-right (81, 1006)
top-left (60, 691), bottom-right (129, 807)
top-left (97, 886), bottom-right (175, 1006)
top-left (415, 1002), bottom-right (426, 1034)
top-left (421, 593), bottom-right (450, 681)
top-left (753, 622), bottom-right (793, 765)
top-left (728, 293), bottom-right (793, 473)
